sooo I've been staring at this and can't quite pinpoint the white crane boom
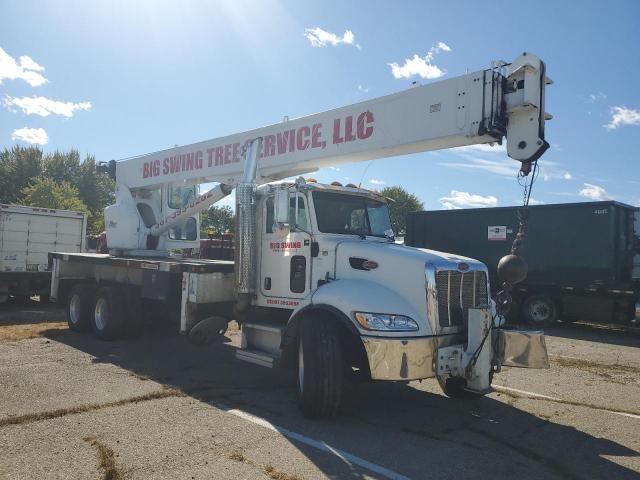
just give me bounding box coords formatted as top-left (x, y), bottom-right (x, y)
top-left (113, 53), bottom-right (550, 192)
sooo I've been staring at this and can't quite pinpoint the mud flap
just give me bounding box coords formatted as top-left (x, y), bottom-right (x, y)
top-left (496, 329), bottom-right (549, 369)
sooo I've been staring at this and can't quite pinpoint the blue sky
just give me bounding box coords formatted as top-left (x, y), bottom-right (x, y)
top-left (1, 0), bottom-right (639, 210)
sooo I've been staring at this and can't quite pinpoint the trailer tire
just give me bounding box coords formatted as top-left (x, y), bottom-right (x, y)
top-left (522, 294), bottom-right (558, 327)
top-left (297, 314), bottom-right (343, 419)
top-left (92, 286), bottom-right (126, 340)
top-left (67, 284), bottom-right (94, 332)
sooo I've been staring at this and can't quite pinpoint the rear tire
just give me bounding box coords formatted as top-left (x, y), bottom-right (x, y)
top-left (67, 284), bottom-right (94, 332)
top-left (522, 294), bottom-right (558, 327)
top-left (92, 286), bottom-right (125, 340)
top-left (297, 314), bottom-right (343, 419)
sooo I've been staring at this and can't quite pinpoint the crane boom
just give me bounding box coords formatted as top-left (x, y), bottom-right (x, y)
top-left (112, 53), bottom-right (549, 192)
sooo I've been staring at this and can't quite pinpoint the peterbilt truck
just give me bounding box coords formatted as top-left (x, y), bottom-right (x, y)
top-left (50, 53), bottom-right (551, 418)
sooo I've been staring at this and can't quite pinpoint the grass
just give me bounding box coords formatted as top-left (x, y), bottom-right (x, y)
top-left (0, 322), bottom-right (67, 342)
top-left (83, 437), bottom-right (125, 480)
top-left (0, 388), bottom-right (184, 428)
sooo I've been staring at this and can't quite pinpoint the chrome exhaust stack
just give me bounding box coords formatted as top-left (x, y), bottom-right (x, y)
top-left (235, 138), bottom-right (262, 312)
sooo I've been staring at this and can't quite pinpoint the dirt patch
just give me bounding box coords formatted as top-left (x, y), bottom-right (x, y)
top-left (553, 357), bottom-right (639, 385)
top-left (264, 464), bottom-right (304, 480)
top-left (84, 437), bottom-right (125, 480)
top-left (213, 445), bottom-right (304, 480)
top-left (0, 322), bottom-right (67, 342)
top-left (0, 388), bottom-right (184, 428)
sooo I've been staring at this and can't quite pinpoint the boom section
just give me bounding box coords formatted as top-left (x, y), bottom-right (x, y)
top-left (115, 53), bottom-right (548, 190)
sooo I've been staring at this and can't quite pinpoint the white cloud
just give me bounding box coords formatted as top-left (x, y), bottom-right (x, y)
top-left (441, 143), bottom-right (573, 181)
top-left (528, 198), bottom-right (546, 205)
top-left (588, 92), bottom-right (607, 103)
top-left (3, 95), bottom-right (91, 118)
top-left (0, 48), bottom-right (48, 87)
top-left (11, 127), bottom-right (49, 145)
top-left (579, 183), bottom-right (611, 201)
top-left (388, 42), bottom-right (451, 80)
top-left (440, 190), bottom-right (497, 209)
top-left (304, 27), bottom-right (360, 49)
top-left (604, 106), bottom-right (640, 130)
top-left (357, 84), bottom-right (369, 93)
top-left (368, 179), bottom-right (385, 185)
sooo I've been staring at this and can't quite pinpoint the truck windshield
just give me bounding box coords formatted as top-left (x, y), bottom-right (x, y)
top-left (313, 191), bottom-right (392, 238)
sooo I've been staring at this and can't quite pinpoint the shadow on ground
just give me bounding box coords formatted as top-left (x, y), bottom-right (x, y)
top-left (40, 317), bottom-right (639, 480)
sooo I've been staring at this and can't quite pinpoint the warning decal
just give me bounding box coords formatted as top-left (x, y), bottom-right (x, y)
top-left (488, 226), bottom-right (507, 241)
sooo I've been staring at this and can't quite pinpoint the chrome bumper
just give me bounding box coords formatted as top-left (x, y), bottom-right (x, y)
top-left (361, 336), bottom-right (437, 381)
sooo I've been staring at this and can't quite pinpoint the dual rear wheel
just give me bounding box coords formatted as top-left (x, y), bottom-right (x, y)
top-left (67, 284), bottom-right (142, 340)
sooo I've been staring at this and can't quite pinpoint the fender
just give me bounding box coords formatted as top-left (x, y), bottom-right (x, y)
top-left (281, 302), bottom-right (357, 349)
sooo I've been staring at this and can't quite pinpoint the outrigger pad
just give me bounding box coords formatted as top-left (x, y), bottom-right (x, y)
top-left (496, 329), bottom-right (549, 369)
top-left (187, 316), bottom-right (229, 346)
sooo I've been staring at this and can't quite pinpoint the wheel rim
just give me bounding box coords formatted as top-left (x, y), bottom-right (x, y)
top-left (298, 338), bottom-right (304, 393)
top-left (69, 294), bottom-right (81, 325)
top-left (529, 300), bottom-right (550, 323)
top-left (94, 297), bottom-right (108, 331)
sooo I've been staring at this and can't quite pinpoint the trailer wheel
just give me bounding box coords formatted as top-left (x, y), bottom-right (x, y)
top-left (522, 294), bottom-right (558, 327)
top-left (67, 284), bottom-right (94, 332)
top-left (297, 315), bottom-right (343, 419)
top-left (92, 286), bottom-right (126, 340)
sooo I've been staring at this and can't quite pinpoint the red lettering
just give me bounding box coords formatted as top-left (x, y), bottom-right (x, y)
top-left (345, 115), bottom-right (355, 142)
top-left (186, 152), bottom-right (194, 170)
top-left (152, 159), bottom-right (160, 177)
top-left (232, 143), bottom-right (240, 163)
top-left (311, 123), bottom-right (323, 148)
top-left (276, 131), bottom-right (289, 154)
top-left (357, 111), bottom-right (374, 139)
top-left (264, 135), bottom-right (276, 157)
top-left (224, 144), bottom-right (232, 164)
top-left (297, 126), bottom-right (310, 150)
top-left (163, 158), bottom-right (169, 175)
top-left (207, 148), bottom-right (215, 167)
top-left (215, 147), bottom-right (224, 166)
top-left (195, 150), bottom-right (203, 169)
top-left (332, 119), bottom-right (343, 144)
top-left (143, 163), bottom-right (150, 178)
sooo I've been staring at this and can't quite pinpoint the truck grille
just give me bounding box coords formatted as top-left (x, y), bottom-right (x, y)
top-left (435, 270), bottom-right (488, 327)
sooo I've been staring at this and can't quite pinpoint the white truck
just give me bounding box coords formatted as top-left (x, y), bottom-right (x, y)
top-left (0, 204), bottom-right (86, 303)
top-left (50, 53), bottom-right (551, 418)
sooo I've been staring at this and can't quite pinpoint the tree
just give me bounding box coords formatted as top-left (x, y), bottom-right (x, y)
top-left (379, 186), bottom-right (424, 235)
top-left (200, 205), bottom-right (235, 236)
top-left (0, 146), bottom-right (43, 204)
top-left (22, 177), bottom-right (89, 214)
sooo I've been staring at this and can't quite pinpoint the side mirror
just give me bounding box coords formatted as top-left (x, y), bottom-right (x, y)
top-left (274, 189), bottom-right (289, 223)
top-left (273, 189), bottom-right (290, 237)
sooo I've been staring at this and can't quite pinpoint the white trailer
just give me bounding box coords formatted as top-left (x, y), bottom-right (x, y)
top-left (51, 53), bottom-right (551, 418)
top-left (1, 204), bottom-right (87, 302)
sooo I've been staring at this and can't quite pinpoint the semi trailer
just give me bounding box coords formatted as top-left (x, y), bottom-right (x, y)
top-left (405, 201), bottom-right (640, 327)
top-left (0, 204), bottom-right (86, 303)
top-left (50, 53), bottom-right (551, 418)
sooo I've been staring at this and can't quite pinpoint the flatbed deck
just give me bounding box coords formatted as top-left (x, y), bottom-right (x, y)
top-left (49, 252), bottom-right (234, 274)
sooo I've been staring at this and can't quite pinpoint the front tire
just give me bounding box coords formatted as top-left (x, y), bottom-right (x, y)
top-left (297, 315), bottom-right (343, 419)
top-left (92, 286), bottom-right (125, 340)
top-left (522, 294), bottom-right (558, 327)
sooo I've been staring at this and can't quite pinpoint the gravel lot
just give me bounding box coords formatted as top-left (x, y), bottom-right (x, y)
top-left (0, 300), bottom-right (638, 480)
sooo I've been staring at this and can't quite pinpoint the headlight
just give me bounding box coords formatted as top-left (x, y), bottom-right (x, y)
top-left (353, 312), bottom-right (419, 331)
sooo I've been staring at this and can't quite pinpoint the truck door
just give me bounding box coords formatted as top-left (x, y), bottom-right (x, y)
top-left (260, 193), bottom-right (311, 301)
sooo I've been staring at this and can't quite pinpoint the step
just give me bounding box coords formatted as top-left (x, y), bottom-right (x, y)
top-left (242, 322), bottom-right (286, 334)
top-left (235, 348), bottom-right (278, 368)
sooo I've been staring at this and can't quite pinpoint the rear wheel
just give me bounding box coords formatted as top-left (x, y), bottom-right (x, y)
top-left (522, 294), bottom-right (558, 327)
top-left (67, 284), bottom-right (94, 332)
top-left (92, 286), bottom-right (125, 340)
top-left (297, 315), bottom-right (343, 419)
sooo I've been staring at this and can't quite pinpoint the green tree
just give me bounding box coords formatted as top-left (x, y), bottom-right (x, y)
top-left (379, 186), bottom-right (424, 235)
top-left (22, 177), bottom-right (89, 214)
top-left (0, 146), bottom-right (43, 204)
top-left (200, 205), bottom-right (235, 236)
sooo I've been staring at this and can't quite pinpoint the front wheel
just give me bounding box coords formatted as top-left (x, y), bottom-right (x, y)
top-left (297, 315), bottom-right (343, 419)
